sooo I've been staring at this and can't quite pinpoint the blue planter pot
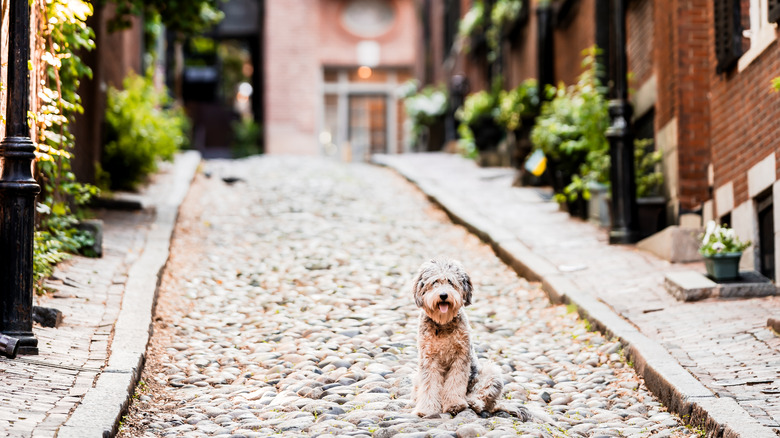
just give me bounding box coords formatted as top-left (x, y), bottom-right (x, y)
top-left (703, 252), bottom-right (742, 281)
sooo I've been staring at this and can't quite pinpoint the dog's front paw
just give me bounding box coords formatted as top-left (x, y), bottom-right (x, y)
top-left (443, 400), bottom-right (468, 415)
top-left (467, 397), bottom-right (486, 414)
top-left (412, 408), bottom-right (436, 418)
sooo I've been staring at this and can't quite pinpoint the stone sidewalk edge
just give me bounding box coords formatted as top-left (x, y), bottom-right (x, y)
top-left (374, 155), bottom-right (775, 438)
top-left (58, 151), bottom-right (202, 438)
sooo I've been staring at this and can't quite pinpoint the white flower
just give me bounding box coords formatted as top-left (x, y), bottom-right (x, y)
top-left (702, 220), bottom-right (716, 244)
top-left (712, 241), bottom-right (726, 252)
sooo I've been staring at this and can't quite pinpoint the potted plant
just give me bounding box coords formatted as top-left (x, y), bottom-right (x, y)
top-left (457, 89), bottom-right (503, 153)
top-left (635, 138), bottom-right (666, 236)
top-left (497, 79), bottom-right (541, 170)
top-left (529, 47), bottom-right (608, 218)
top-left (699, 221), bottom-right (751, 281)
top-left (401, 81), bottom-right (449, 151)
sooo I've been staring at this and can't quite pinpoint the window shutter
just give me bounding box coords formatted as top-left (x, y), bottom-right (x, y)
top-left (769, 0), bottom-right (780, 24)
top-left (713, 0), bottom-right (743, 73)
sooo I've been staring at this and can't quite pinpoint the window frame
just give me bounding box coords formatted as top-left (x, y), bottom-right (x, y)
top-left (738, 0), bottom-right (779, 72)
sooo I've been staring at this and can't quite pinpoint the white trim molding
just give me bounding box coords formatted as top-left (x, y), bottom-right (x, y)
top-left (748, 152), bottom-right (776, 198)
top-left (715, 181), bottom-right (735, 217)
top-left (739, 0), bottom-right (779, 72)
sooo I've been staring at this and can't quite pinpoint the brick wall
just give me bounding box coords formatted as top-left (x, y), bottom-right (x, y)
top-left (654, 0), bottom-right (676, 129)
top-left (553, 0), bottom-right (596, 87)
top-left (627, 0), bottom-right (653, 88)
top-left (655, 0), bottom-right (712, 211)
top-left (710, 35), bottom-right (780, 208)
top-left (264, 0), bottom-right (319, 155)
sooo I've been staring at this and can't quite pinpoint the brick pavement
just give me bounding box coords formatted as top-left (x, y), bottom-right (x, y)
top-left (0, 152), bottom-right (199, 437)
top-left (377, 152), bottom-right (780, 437)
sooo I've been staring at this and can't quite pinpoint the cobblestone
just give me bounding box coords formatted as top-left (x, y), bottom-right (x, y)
top-left (119, 156), bottom-right (699, 437)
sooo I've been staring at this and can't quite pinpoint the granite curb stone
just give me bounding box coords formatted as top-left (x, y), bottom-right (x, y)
top-left (374, 153), bottom-right (776, 438)
top-left (58, 151), bottom-right (201, 438)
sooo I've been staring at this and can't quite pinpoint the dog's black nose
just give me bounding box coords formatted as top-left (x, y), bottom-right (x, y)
top-left (439, 292), bottom-right (448, 301)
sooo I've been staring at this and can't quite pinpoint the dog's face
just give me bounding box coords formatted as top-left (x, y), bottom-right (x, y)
top-left (412, 258), bottom-right (473, 325)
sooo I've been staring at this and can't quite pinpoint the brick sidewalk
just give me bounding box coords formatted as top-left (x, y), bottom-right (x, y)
top-left (0, 152), bottom-right (199, 438)
top-left (377, 152), bottom-right (780, 438)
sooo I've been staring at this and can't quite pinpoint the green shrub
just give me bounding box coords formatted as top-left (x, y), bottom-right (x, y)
top-left (530, 47), bottom-right (609, 201)
top-left (102, 72), bottom-right (190, 190)
top-left (232, 118), bottom-right (262, 158)
top-left (497, 78), bottom-right (541, 131)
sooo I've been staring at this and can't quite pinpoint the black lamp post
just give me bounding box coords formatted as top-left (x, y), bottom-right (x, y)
top-left (536, 2), bottom-right (554, 89)
top-left (606, 0), bottom-right (639, 244)
top-left (0, 0), bottom-right (41, 355)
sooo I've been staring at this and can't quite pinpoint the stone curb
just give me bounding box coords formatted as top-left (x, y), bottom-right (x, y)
top-left (374, 154), bottom-right (776, 438)
top-left (58, 151), bottom-right (201, 438)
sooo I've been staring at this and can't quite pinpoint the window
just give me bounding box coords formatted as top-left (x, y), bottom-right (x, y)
top-left (714, 0), bottom-right (743, 73)
top-left (738, 0), bottom-right (779, 71)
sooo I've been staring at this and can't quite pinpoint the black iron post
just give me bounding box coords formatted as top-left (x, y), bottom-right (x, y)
top-left (606, 0), bottom-right (639, 244)
top-left (0, 0), bottom-right (41, 355)
top-left (536, 2), bottom-right (555, 90)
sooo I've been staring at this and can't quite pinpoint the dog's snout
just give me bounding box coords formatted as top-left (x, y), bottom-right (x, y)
top-left (439, 292), bottom-right (448, 301)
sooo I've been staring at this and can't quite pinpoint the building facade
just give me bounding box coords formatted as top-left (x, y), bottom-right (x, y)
top-left (264, 0), bottom-right (419, 158)
top-left (419, 0), bottom-right (780, 279)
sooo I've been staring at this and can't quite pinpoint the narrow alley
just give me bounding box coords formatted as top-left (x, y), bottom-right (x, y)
top-left (117, 157), bottom-right (700, 438)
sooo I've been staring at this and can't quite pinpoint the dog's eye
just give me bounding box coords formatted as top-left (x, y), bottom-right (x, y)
top-left (447, 279), bottom-right (454, 286)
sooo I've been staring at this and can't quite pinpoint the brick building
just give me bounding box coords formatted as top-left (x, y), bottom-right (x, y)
top-left (263, 0), bottom-right (419, 158)
top-left (419, 0), bottom-right (780, 280)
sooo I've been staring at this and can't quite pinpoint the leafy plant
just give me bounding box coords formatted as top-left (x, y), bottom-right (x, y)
top-left (232, 118), bottom-right (262, 158)
top-left (33, 0), bottom-right (101, 292)
top-left (531, 47), bottom-right (609, 201)
top-left (634, 139), bottom-right (664, 198)
top-left (402, 81), bottom-right (449, 146)
top-left (497, 79), bottom-right (541, 131)
top-left (102, 72), bottom-right (190, 190)
top-left (105, 0), bottom-right (224, 37)
top-left (458, 0), bottom-right (485, 40)
top-left (457, 90), bottom-right (500, 126)
top-left (773, 77), bottom-right (780, 92)
top-left (699, 221), bottom-right (751, 257)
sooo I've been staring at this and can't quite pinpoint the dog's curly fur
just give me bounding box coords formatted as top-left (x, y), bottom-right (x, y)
top-left (410, 258), bottom-right (507, 417)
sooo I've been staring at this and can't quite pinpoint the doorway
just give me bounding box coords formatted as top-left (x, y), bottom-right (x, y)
top-left (349, 95), bottom-right (387, 160)
top-left (757, 191), bottom-right (775, 280)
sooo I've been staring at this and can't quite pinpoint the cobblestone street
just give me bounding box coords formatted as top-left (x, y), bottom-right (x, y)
top-left (118, 157), bottom-right (700, 438)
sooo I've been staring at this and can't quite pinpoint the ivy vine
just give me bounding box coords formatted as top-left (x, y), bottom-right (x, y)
top-left (33, 0), bottom-right (99, 291)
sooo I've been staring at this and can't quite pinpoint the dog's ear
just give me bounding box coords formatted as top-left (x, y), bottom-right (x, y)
top-left (460, 270), bottom-right (473, 306)
top-left (412, 270), bottom-right (425, 308)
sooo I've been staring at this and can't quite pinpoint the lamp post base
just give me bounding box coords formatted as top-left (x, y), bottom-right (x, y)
top-left (610, 228), bottom-right (641, 245)
top-left (3, 331), bottom-right (37, 355)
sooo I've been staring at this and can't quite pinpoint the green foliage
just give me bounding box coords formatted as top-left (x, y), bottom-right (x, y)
top-left (459, 0), bottom-right (523, 62)
top-left (457, 90), bottom-right (500, 126)
top-left (34, 0), bottom-right (101, 293)
top-left (635, 139), bottom-right (664, 197)
top-left (699, 222), bottom-right (751, 257)
top-left (458, 0), bottom-right (485, 39)
top-left (531, 47), bottom-right (609, 201)
top-left (232, 118), bottom-right (262, 158)
top-left (531, 47), bottom-right (666, 203)
top-left (773, 77), bottom-right (780, 92)
top-left (497, 79), bottom-right (541, 131)
top-left (102, 72), bottom-right (190, 190)
top-left (105, 0), bottom-right (224, 37)
top-left (402, 81), bottom-right (449, 145)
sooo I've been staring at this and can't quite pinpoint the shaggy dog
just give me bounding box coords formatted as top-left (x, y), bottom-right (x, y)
top-left (410, 258), bottom-right (512, 417)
